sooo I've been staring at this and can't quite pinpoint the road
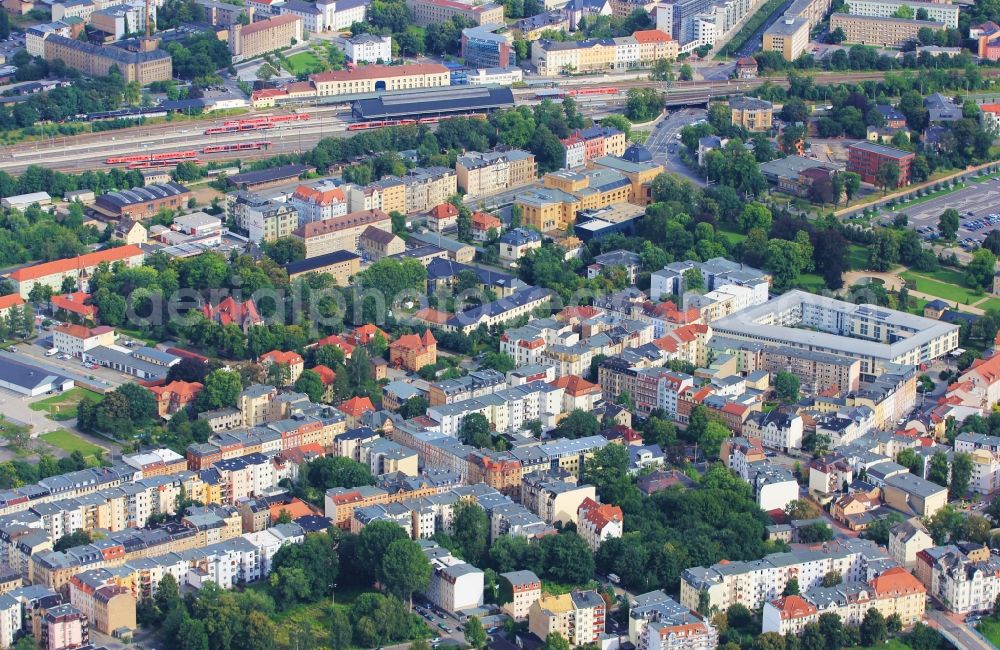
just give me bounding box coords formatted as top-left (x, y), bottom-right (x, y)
top-left (734, 0), bottom-right (794, 57)
top-left (645, 108), bottom-right (708, 185)
top-left (925, 609), bottom-right (995, 650)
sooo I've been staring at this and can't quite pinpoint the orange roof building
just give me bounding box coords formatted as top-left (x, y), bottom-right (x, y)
top-left (312, 364), bottom-right (337, 386)
top-left (148, 380), bottom-right (203, 418)
top-left (350, 323), bottom-right (390, 346)
top-left (577, 497), bottom-right (623, 551)
top-left (260, 349), bottom-right (304, 385)
top-left (389, 329), bottom-right (437, 372)
top-left (764, 596), bottom-right (818, 635)
top-left (290, 183), bottom-right (348, 222)
top-left (202, 297), bottom-right (262, 332)
top-left (0, 293), bottom-right (25, 316)
top-left (471, 212), bottom-right (501, 241)
top-left (269, 497), bottom-right (318, 523)
top-left (340, 396), bottom-right (375, 426)
top-left (51, 292), bottom-right (97, 321)
top-left (9, 245), bottom-right (145, 298)
top-left (314, 334), bottom-right (355, 357)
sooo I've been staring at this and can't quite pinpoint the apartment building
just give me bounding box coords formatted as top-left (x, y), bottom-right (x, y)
top-left (762, 567), bottom-right (925, 633)
top-left (399, 167), bottom-right (458, 214)
top-left (761, 347), bottom-right (861, 394)
top-left (529, 591), bottom-right (605, 645)
top-left (90, 0), bottom-right (153, 40)
top-left (457, 150), bottom-right (537, 197)
top-left (422, 541), bottom-right (484, 613)
top-left (288, 181), bottom-right (348, 225)
top-left (310, 63), bottom-right (450, 96)
top-left (829, 13), bottom-right (944, 47)
top-left (52, 324), bottom-right (116, 358)
top-left (680, 539), bottom-right (891, 612)
top-left (932, 549), bottom-right (1000, 614)
top-left (517, 168), bottom-right (632, 232)
top-left (42, 35), bottom-right (171, 84)
top-left (762, 16), bottom-right (809, 61)
top-left (292, 209), bottom-right (391, 258)
top-left (499, 228), bottom-right (542, 263)
top-left (348, 178), bottom-right (406, 215)
top-left (729, 97), bottom-right (773, 131)
top-left (228, 14), bottom-right (302, 59)
top-left (632, 591), bottom-right (718, 650)
top-left (742, 410), bottom-right (804, 452)
top-left (576, 497), bottom-right (623, 551)
top-left (500, 570), bottom-right (541, 621)
top-left (562, 126), bottom-right (627, 169)
top-left (842, 0), bottom-right (957, 28)
top-left (888, 518), bottom-right (934, 568)
top-left (406, 0), bottom-right (504, 26)
top-left (389, 330), bottom-right (437, 372)
top-left (531, 30), bottom-right (678, 75)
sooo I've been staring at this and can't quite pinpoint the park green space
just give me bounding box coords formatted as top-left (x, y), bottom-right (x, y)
top-left (285, 52), bottom-right (321, 74)
top-left (29, 387), bottom-right (103, 421)
top-left (39, 429), bottom-right (104, 460)
top-left (900, 268), bottom-right (982, 305)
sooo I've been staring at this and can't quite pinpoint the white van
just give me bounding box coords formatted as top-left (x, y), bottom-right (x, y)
top-left (45, 347), bottom-right (59, 357)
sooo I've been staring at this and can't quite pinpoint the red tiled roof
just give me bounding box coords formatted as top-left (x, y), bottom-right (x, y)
top-left (0, 294), bottom-right (25, 311)
top-left (293, 184), bottom-right (346, 206)
top-left (773, 595), bottom-right (817, 620)
top-left (149, 380), bottom-right (203, 401)
top-left (261, 349), bottom-right (304, 366)
top-left (414, 308), bottom-right (451, 324)
top-left (870, 566), bottom-right (925, 597)
top-left (51, 292), bottom-right (96, 318)
top-left (340, 396), bottom-right (375, 416)
top-left (10, 245), bottom-right (144, 282)
top-left (312, 364), bottom-right (336, 385)
top-left (578, 497), bottom-right (623, 530)
top-left (551, 374), bottom-right (601, 397)
top-left (314, 334), bottom-right (355, 356)
top-left (632, 29), bottom-right (672, 43)
top-left (391, 329), bottom-right (436, 351)
top-left (202, 297), bottom-right (261, 328)
top-left (429, 203), bottom-right (459, 220)
top-left (311, 63), bottom-right (448, 84)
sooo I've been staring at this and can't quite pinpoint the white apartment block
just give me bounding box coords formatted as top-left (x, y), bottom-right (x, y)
top-left (843, 0), bottom-right (958, 28)
top-left (342, 33), bottom-right (392, 62)
top-left (680, 539), bottom-right (891, 612)
top-left (422, 542), bottom-right (485, 614)
top-left (426, 381), bottom-right (565, 437)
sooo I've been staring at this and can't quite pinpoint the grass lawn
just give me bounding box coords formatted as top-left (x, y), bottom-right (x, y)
top-left (978, 619), bottom-right (1000, 646)
top-left (796, 273), bottom-right (827, 293)
top-left (900, 269), bottom-right (982, 305)
top-left (974, 297), bottom-right (1000, 312)
top-left (29, 387), bottom-right (103, 421)
top-left (39, 430), bottom-right (105, 460)
top-left (718, 227), bottom-right (746, 246)
top-left (855, 640), bottom-right (914, 650)
top-left (630, 130), bottom-right (650, 144)
top-left (284, 51), bottom-right (321, 74)
top-left (115, 327), bottom-right (158, 347)
top-left (848, 244), bottom-right (869, 271)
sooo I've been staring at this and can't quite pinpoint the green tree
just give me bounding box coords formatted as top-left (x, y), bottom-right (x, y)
top-left (927, 451), bottom-right (950, 488)
top-left (554, 410), bottom-right (600, 439)
top-left (542, 633), bottom-right (571, 650)
top-left (841, 172), bottom-right (861, 204)
top-left (398, 396), bottom-right (429, 419)
top-left (381, 538), bottom-right (432, 608)
top-left (950, 451), bottom-right (973, 498)
top-left (459, 413), bottom-right (492, 448)
top-left (357, 520), bottom-right (410, 585)
top-left (294, 369), bottom-right (326, 403)
top-left (465, 616), bottom-right (488, 649)
top-left (822, 570), bottom-right (842, 587)
top-left (328, 608), bottom-right (352, 650)
top-left (766, 238), bottom-right (808, 291)
top-left (682, 267), bottom-right (705, 293)
top-left (860, 608), bottom-right (887, 646)
top-left (939, 208), bottom-right (960, 240)
top-left (783, 577), bottom-right (800, 596)
top-left (452, 501), bottom-right (490, 566)
top-left (195, 369), bottom-right (242, 412)
top-left (304, 456), bottom-right (374, 492)
top-left (774, 371), bottom-right (801, 402)
top-left (966, 248), bottom-right (997, 289)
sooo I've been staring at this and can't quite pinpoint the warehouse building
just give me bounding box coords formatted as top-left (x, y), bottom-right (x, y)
top-left (0, 358), bottom-right (75, 396)
top-left (94, 183), bottom-right (192, 219)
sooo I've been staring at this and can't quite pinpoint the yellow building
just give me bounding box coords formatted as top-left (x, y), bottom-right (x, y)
top-left (284, 250), bottom-right (361, 285)
top-left (405, 0), bottom-right (504, 27)
top-left (43, 35), bottom-right (171, 84)
top-left (828, 13), bottom-right (944, 47)
top-left (228, 14), bottom-right (302, 59)
top-left (310, 64), bottom-right (450, 97)
top-left (763, 16), bottom-right (810, 61)
top-left (729, 97), bottom-right (773, 131)
top-left (348, 178), bottom-right (407, 215)
top-left (517, 167), bottom-right (632, 232)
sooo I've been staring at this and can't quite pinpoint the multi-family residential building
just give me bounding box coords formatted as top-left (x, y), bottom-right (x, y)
top-left (7, 245), bottom-right (145, 299)
top-left (888, 518), bottom-right (934, 569)
top-left (498, 228), bottom-right (542, 263)
top-left (348, 178), bottom-right (406, 214)
top-left (932, 549), bottom-right (1000, 614)
top-left (763, 567), bottom-right (925, 633)
top-left (288, 181), bottom-right (349, 225)
top-left (576, 497), bottom-right (622, 551)
top-left (226, 191), bottom-right (299, 243)
top-left (762, 16), bottom-right (809, 60)
top-left (42, 35), bottom-right (171, 84)
top-left (841, 0), bottom-right (957, 27)
top-left (292, 209), bottom-right (392, 258)
top-left (456, 150), bottom-right (537, 197)
top-left (631, 590), bottom-right (718, 650)
top-left (829, 13), bottom-right (944, 48)
top-left (650, 257), bottom-right (769, 304)
top-left (398, 167), bottom-right (458, 215)
top-left (406, 0), bottom-right (504, 26)
top-left (742, 411), bottom-right (804, 452)
top-left (500, 570), bottom-right (542, 621)
top-left (228, 14), bottom-right (302, 58)
top-left (680, 539), bottom-right (892, 612)
top-left (529, 590), bottom-right (606, 645)
top-left (520, 475), bottom-right (596, 525)
top-left (422, 541), bottom-right (485, 613)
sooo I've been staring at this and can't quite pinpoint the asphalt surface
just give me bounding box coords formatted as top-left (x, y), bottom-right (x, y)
top-left (734, 0), bottom-right (794, 57)
top-left (880, 177), bottom-right (1000, 249)
top-left (646, 108), bottom-right (709, 185)
top-left (926, 609), bottom-right (995, 650)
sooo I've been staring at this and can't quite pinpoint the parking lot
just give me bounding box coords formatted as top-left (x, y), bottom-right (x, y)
top-left (886, 177), bottom-right (1000, 250)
